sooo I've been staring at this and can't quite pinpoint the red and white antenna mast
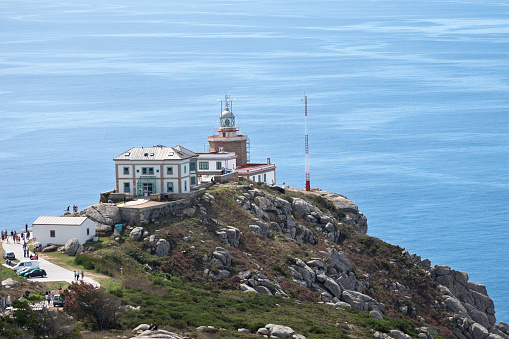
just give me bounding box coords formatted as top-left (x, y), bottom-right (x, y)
top-left (304, 95), bottom-right (310, 191)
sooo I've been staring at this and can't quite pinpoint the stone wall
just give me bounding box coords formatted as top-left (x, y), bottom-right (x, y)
top-left (119, 199), bottom-right (190, 226)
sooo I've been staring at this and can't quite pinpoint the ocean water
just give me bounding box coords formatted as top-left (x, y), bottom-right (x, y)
top-left (1, 0), bottom-right (508, 323)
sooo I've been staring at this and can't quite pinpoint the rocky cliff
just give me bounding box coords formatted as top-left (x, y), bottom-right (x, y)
top-left (79, 184), bottom-right (507, 339)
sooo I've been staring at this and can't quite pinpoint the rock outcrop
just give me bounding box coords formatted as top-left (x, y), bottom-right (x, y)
top-left (430, 265), bottom-right (509, 338)
top-left (216, 226), bottom-right (241, 247)
top-left (155, 239), bottom-right (171, 257)
top-left (311, 191), bottom-right (368, 234)
top-left (212, 247), bottom-right (232, 267)
top-left (256, 324), bottom-right (306, 339)
top-left (130, 227), bottom-right (144, 241)
top-left (84, 203), bottom-right (121, 235)
top-left (239, 270), bottom-right (287, 297)
top-left (235, 188), bottom-right (317, 244)
top-left (289, 248), bottom-right (374, 311)
top-left (64, 238), bottom-right (83, 256)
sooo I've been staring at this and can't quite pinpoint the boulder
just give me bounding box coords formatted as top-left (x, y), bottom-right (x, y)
top-left (255, 286), bottom-right (272, 295)
top-left (130, 227), bottom-right (144, 241)
top-left (240, 284), bottom-right (257, 293)
top-left (292, 198), bottom-right (313, 215)
top-left (216, 226), bottom-right (241, 247)
top-left (1, 278), bottom-right (18, 288)
top-left (257, 327), bottom-right (269, 335)
top-left (155, 239), bottom-right (171, 257)
top-left (326, 249), bottom-right (352, 273)
top-left (183, 207), bottom-right (196, 217)
top-left (213, 247), bottom-right (231, 267)
top-left (42, 245), bottom-right (58, 252)
top-left (133, 324), bottom-right (151, 331)
top-left (342, 290), bottom-right (385, 313)
top-left (370, 310), bottom-right (384, 321)
top-left (84, 203), bottom-right (121, 226)
top-left (264, 324), bottom-right (295, 338)
top-left (469, 323), bottom-right (488, 339)
top-left (389, 330), bottom-right (412, 339)
top-left (324, 276), bottom-right (343, 298)
top-left (307, 258), bottom-right (325, 268)
top-left (64, 238), bottom-right (81, 256)
top-left (131, 329), bottom-right (184, 338)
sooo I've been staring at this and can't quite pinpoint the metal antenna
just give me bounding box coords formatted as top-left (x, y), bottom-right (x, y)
top-left (304, 95), bottom-right (310, 191)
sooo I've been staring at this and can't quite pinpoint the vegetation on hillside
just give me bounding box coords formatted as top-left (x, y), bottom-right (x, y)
top-left (0, 183), bottom-right (456, 338)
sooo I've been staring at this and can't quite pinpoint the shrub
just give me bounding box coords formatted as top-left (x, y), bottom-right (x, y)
top-left (64, 282), bottom-right (127, 330)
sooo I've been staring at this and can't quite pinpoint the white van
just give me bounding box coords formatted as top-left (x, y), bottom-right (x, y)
top-left (13, 260), bottom-right (40, 271)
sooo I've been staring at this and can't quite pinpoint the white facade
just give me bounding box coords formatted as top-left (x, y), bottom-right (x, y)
top-left (114, 146), bottom-right (196, 196)
top-left (195, 152), bottom-right (237, 182)
top-left (32, 216), bottom-right (96, 247)
top-left (236, 163), bottom-right (276, 185)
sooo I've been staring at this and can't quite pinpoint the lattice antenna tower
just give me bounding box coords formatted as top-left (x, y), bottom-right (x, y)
top-left (304, 95), bottom-right (310, 191)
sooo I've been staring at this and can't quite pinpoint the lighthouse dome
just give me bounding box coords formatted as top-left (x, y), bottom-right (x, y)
top-left (220, 109), bottom-right (235, 119)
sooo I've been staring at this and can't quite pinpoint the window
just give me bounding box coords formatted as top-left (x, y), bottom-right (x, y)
top-left (184, 180), bottom-right (187, 191)
top-left (124, 182), bottom-right (130, 193)
top-left (199, 162), bottom-right (209, 170)
top-left (264, 174), bottom-right (266, 182)
top-left (191, 176), bottom-right (196, 185)
top-left (87, 228), bottom-right (90, 236)
top-left (136, 169), bottom-right (139, 173)
top-left (142, 167), bottom-right (154, 175)
top-left (142, 168), bottom-right (147, 175)
top-left (216, 162), bottom-right (222, 170)
top-left (50, 230), bottom-right (55, 238)
top-left (167, 167), bottom-right (173, 175)
top-left (123, 167), bottom-right (129, 175)
top-left (167, 182), bottom-right (173, 193)
top-left (148, 168), bottom-right (154, 175)
top-left (258, 175), bottom-right (261, 182)
top-left (184, 165), bottom-right (187, 174)
top-left (190, 162), bottom-right (196, 171)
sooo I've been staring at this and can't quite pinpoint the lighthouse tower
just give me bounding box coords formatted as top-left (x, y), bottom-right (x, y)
top-left (208, 95), bottom-right (248, 166)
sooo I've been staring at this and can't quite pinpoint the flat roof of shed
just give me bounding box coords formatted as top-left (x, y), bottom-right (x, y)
top-left (33, 216), bottom-right (89, 226)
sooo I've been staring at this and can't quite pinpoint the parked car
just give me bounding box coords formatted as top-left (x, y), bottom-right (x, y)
top-left (24, 268), bottom-right (47, 278)
top-left (18, 267), bottom-right (37, 276)
top-left (53, 294), bottom-right (65, 307)
top-left (5, 259), bottom-right (16, 267)
top-left (3, 252), bottom-right (15, 260)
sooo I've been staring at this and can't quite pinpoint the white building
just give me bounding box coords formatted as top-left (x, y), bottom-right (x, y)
top-left (113, 145), bottom-right (197, 196)
top-left (32, 216), bottom-right (95, 247)
top-left (195, 151), bottom-right (237, 182)
top-left (236, 158), bottom-right (276, 185)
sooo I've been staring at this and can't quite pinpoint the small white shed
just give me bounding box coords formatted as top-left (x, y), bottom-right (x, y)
top-left (32, 216), bottom-right (96, 247)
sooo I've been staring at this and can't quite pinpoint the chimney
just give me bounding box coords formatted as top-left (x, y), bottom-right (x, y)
top-left (267, 157), bottom-right (270, 165)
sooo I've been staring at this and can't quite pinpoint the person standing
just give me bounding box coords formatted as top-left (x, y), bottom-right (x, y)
top-left (81, 270), bottom-right (84, 281)
top-left (25, 223), bottom-right (28, 232)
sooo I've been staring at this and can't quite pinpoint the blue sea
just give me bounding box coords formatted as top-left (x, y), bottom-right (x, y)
top-left (1, 0), bottom-right (508, 323)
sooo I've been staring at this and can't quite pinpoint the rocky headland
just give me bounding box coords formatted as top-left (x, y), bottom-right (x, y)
top-left (44, 183), bottom-right (508, 338)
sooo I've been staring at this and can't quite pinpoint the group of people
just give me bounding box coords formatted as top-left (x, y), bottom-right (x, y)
top-left (66, 205), bottom-right (79, 213)
top-left (45, 290), bottom-right (56, 305)
top-left (1, 229), bottom-right (30, 243)
top-left (74, 270), bottom-right (84, 281)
